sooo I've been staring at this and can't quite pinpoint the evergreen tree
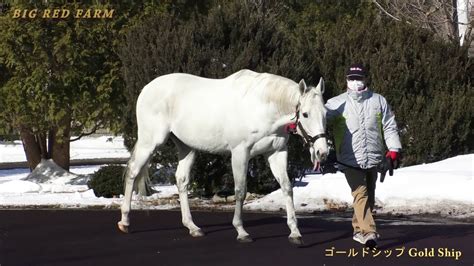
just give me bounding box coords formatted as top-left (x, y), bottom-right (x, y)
top-left (0, 2), bottom-right (131, 170)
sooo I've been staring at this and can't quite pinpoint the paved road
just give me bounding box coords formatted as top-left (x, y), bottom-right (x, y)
top-left (0, 210), bottom-right (472, 266)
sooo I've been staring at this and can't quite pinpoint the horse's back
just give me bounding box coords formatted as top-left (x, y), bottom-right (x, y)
top-left (141, 73), bottom-right (221, 95)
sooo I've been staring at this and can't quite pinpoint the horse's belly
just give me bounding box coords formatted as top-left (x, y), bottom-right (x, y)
top-left (170, 110), bottom-right (244, 153)
top-left (172, 126), bottom-right (231, 153)
top-left (172, 119), bottom-right (255, 153)
top-left (172, 117), bottom-right (280, 154)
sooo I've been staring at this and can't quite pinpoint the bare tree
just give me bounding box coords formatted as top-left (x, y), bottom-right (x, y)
top-left (372, 0), bottom-right (472, 46)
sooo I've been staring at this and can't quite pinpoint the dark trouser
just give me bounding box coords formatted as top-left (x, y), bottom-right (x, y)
top-left (343, 168), bottom-right (378, 234)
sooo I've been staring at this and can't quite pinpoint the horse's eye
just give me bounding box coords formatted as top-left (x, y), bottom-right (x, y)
top-left (302, 112), bottom-right (309, 118)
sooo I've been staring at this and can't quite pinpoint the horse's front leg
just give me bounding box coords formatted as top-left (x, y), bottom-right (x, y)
top-left (267, 149), bottom-right (303, 245)
top-left (231, 147), bottom-right (252, 243)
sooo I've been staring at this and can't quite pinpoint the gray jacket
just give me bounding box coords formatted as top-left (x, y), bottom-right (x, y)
top-left (325, 89), bottom-right (402, 169)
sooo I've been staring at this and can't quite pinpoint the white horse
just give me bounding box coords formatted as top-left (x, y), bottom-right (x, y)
top-left (118, 69), bottom-right (328, 244)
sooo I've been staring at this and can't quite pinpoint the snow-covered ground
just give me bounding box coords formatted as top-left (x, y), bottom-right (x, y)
top-left (0, 136), bottom-right (472, 218)
top-left (246, 154), bottom-right (473, 218)
top-left (0, 135), bottom-right (129, 163)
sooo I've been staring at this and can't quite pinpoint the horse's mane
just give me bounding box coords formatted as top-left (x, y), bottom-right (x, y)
top-left (230, 70), bottom-right (301, 115)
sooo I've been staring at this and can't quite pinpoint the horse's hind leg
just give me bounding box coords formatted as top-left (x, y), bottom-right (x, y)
top-left (118, 127), bottom-right (168, 233)
top-left (267, 150), bottom-right (303, 245)
top-left (172, 138), bottom-right (204, 237)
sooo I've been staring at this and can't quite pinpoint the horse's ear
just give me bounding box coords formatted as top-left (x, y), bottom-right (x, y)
top-left (299, 79), bottom-right (308, 94)
top-left (315, 77), bottom-right (325, 94)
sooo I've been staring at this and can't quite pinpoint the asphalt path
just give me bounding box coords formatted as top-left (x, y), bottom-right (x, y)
top-left (0, 210), bottom-right (472, 266)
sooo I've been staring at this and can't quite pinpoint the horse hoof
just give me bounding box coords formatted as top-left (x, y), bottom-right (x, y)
top-left (190, 229), bottom-right (205, 237)
top-left (289, 236), bottom-right (304, 245)
top-left (117, 222), bottom-right (129, 234)
top-left (237, 235), bottom-right (254, 243)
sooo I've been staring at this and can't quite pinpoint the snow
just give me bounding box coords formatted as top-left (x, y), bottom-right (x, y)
top-left (246, 154), bottom-right (474, 217)
top-left (0, 136), bottom-right (129, 163)
top-left (0, 136), bottom-right (472, 218)
top-left (0, 180), bottom-right (41, 193)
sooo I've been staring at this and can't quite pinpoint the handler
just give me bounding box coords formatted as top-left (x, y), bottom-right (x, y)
top-left (325, 63), bottom-right (402, 247)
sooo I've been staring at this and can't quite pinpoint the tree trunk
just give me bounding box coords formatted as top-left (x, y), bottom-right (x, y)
top-left (50, 116), bottom-right (71, 171)
top-left (19, 115), bottom-right (72, 171)
top-left (19, 127), bottom-right (42, 171)
top-left (37, 132), bottom-right (48, 159)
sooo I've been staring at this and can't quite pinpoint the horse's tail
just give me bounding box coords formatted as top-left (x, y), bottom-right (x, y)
top-left (123, 143), bottom-right (153, 196)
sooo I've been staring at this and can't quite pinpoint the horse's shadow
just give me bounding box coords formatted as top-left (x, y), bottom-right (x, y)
top-left (298, 232), bottom-right (352, 248)
top-left (132, 216), bottom-right (293, 236)
top-left (202, 216), bottom-right (329, 242)
top-left (131, 214), bottom-right (474, 249)
top-left (131, 222), bottom-right (230, 234)
top-left (132, 215), bottom-right (340, 245)
top-left (376, 222), bottom-right (474, 250)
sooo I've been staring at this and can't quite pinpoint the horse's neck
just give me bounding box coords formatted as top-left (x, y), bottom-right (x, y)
top-left (270, 113), bottom-right (298, 133)
top-left (269, 94), bottom-right (301, 132)
top-left (265, 87), bottom-right (301, 132)
top-left (231, 71), bottom-right (301, 116)
top-left (262, 86), bottom-right (301, 116)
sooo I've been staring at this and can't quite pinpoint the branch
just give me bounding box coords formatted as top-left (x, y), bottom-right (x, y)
top-left (372, 0), bottom-right (404, 22)
top-left (70, 125), bottom-right (99, 142)
top-left (425, 4), bottom-right (442, 18)
top-left (461, 22), bottom-right (473, 47)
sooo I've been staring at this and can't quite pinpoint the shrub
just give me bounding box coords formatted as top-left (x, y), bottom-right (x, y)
top-left (150, 165), bottom-right (176, 185)
top-left (87, 165), bottom-right (125, 198)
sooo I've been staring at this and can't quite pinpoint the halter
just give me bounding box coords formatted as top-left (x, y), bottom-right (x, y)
top-left (289, 103), bottom-right (327, 147)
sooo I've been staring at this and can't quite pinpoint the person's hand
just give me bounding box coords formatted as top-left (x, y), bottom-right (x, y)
top-left (386, 151), bottom-right (400, 169)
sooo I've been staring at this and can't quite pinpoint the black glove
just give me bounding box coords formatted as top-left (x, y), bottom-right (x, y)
top-left (378, 156), bottom-right (395, 182)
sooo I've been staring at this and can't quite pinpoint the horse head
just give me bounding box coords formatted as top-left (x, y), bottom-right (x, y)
top-left (296, 78), bottom-right (329, 169)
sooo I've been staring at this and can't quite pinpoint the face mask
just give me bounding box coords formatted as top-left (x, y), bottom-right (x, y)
top-left (347, 80), bottom-right (366, 92)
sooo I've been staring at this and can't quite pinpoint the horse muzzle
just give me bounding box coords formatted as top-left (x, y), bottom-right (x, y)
top-left (316, 148), bottom-right (328, 162)
top-left (310, 142), bottom-right (328, 170)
